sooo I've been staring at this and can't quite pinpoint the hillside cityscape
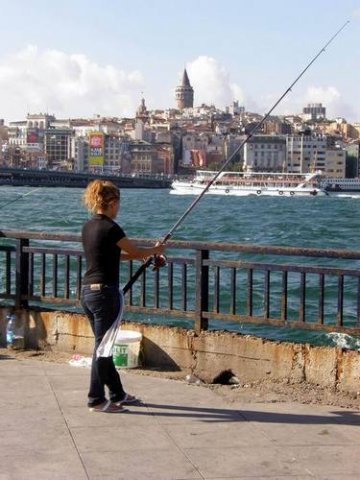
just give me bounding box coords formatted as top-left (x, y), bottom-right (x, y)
top-left (0, 69), bottom-right (359, 179)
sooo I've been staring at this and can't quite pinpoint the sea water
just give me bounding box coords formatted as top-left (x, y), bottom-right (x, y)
top-left (1, 186), bottom-right (359, 348)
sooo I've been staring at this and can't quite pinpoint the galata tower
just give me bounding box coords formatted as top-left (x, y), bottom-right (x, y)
top-left (175, 69), bottom-right (194, 110)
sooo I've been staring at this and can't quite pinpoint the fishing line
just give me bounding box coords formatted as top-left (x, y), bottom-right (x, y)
top-left (0, 187), bottom-right (40, 210)
top-left (121, 20), bottom-right (350, 294)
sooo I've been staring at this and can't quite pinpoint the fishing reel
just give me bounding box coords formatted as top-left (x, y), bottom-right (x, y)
top-left (151, 254), bottom-right (167, 271)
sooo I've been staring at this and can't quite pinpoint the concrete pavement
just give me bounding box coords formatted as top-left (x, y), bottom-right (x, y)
top-left (0, 352), bottom-right (359, 480)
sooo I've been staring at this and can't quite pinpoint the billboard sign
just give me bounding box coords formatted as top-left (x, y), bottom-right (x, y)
top-left (27, 129), bottom-right (39, 144)
top-left (89, 132), bottom-right (104, 166)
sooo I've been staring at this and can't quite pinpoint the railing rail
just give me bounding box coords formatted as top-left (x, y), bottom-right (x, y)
top-left (0, 228), bottom-right (359, 334)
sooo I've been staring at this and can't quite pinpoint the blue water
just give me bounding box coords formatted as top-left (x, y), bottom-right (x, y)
top-left (1, 186), bottom-right (360, 349)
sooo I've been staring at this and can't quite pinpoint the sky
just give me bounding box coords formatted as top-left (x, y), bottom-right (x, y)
top-left (0, 0), bottom-right (359, 123)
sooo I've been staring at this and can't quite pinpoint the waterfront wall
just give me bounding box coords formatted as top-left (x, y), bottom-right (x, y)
top-left (1, 307), bottom-right (359, 394)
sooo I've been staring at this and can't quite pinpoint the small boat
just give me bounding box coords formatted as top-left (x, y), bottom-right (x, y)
top-left (171, 170), bottom-right (328, 197)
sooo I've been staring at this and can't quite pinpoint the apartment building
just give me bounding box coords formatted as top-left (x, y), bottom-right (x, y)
top-left (73, 134), bottom-right (130, 174)
top-left (243, 136), bottom-right (287, 172)
top-left (8, 121), bottom-right (28, 148)
top-left (301, 103), bottom-right (326, 121)
top-left (224, 134), bottom-right (246, 165)
top-left (181, 133), bottom-right (209, 166)
top-left (286, 135), bottom-right (322, 173)
top-left (286, 135), bottom-right (326, 173)
top-left (129, 140), bottom-right (154, 173)
top-left (44, 128), bottom-right (72, 169)
top-left (325, 148), bottom-right (346, 177)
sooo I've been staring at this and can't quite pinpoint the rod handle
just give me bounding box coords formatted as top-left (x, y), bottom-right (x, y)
top-left (122, 257), bottom-right (152, 294)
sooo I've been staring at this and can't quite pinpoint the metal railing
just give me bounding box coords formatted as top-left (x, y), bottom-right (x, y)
top-left (0, 229), bottom-right (360, 334)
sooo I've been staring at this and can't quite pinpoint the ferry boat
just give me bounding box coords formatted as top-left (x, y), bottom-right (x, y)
top-left (171, 170), bottom-right (328, 197)
top-left (319, 177), bottom-right (360, 193)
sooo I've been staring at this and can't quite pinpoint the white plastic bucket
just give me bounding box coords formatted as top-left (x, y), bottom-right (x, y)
top-left (113, 330), bottom-right (142, 368)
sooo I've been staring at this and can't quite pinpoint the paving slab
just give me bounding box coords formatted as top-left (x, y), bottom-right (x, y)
top-left (0, 354), bottom-right (359, 480)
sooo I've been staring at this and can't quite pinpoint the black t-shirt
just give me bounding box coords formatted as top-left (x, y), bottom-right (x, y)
top-left (82, 214), bottom-right (126, 286)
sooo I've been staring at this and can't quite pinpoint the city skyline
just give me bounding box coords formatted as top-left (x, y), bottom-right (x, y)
top-left (0, 0), bottom-right (359, 123)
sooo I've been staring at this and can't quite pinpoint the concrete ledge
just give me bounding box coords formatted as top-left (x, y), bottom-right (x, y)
top-left (1, 308), bottom-right (359, 394)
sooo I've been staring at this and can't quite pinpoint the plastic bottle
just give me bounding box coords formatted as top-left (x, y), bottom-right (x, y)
top-left (6, 314), bottom-right (15, 348)
top-left (6, 313), bottom-right (24, 349)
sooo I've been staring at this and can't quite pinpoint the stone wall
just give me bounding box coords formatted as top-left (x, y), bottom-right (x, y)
top-left (1, 308), bottom-right (359, 393)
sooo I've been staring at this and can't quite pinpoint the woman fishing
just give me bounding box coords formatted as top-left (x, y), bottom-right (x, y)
top-left (81, 179), bottom-right (165, 413)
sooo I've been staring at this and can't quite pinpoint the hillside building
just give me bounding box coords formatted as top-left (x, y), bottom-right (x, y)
top-left (286, 134), bottom-right (345, 176)
top-left (243, 136), bottom-right (287, 172)
top-left (302, 103), bottom-right (326, 121)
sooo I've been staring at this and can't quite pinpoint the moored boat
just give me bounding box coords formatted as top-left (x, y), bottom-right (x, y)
top-left (171, 170), bottom-right (328, 197)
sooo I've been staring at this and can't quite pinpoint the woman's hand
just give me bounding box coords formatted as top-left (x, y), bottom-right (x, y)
top-left (141, 242), bottom-right (166, 264)
top-left (154, 241), bottom-right (166, 256)
top-left (118, 237), bottom-right (166, 261)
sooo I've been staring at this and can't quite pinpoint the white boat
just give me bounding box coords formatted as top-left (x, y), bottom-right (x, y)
top-left (320, 177), bottom-right (360, 193)
top-left (171, 170), bottom-right (328, 197)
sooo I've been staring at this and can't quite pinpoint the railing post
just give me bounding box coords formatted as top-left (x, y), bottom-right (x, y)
top-left (15, 238), bottom-right (29, 309)
top-left (194, 249), bottom-right (209, 333)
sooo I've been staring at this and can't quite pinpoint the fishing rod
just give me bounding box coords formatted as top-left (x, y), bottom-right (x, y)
top-left (122, 20), bottom-right (349, 295)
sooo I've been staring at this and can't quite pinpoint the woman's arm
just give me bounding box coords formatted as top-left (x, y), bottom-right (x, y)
top-left (117, 237), bottom-right (165, 261)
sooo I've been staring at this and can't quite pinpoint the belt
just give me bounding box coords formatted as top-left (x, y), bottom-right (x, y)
top-left (89, 283), bottom-right (103, 290)
top-left (85, 283), bottom-right (117, 291)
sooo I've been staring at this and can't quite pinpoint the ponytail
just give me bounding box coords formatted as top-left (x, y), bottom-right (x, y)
top-left (83, 180), bottom-right (120, 213)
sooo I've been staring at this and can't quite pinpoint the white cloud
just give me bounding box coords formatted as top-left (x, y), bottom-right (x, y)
top-left (265, 85), bottom-right (356, 121)
top-left (352, 8), bottom-right (360, 19)
top-left (304, 85), bottom-right (340, 105)
top-left (0, 45), bottom-right (144, 121)
top-left (303, 85), bottom-right (355, 120)
top-left (187, 56), bottom-right (244, 108)
top-left (1, 47), bottom-right (356, 123)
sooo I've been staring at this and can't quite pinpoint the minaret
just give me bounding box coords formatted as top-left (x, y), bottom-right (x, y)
top-left (136, 95), bottom-right (148, 120)
top-left (175, 69), bottom-right (194, 110)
